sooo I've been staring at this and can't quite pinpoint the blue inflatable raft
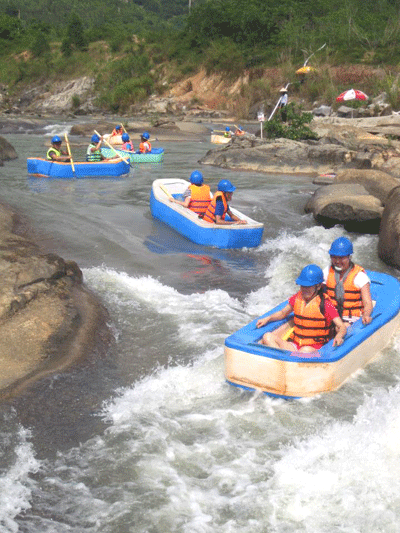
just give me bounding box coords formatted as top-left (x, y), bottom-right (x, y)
top-left (27, 158), bottom-right (130, 178)
top-left (225, 271), bottom-right (400, 398)
top-left (150, 178), bottom-right (264, 249)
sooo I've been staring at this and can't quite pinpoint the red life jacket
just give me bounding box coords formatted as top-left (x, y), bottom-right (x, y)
top-left (203, 191), bottom-right (228, 223)
top-left (291, 291), bottom-right (332, 347)
top-left (325, 264), bottom-right (364, 318)
top-left (188, 184), bottom-right (211, 215)
top-left (139, 141), bottom-right (151, 153)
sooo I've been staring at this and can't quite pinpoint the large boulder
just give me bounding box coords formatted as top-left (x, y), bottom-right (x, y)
top-left (0, 201), bottom-right (112, 399)
top-left (0, 135), bottom-right (17, 164)
top-left (334, 168), bottom-right (400, 203)
top-left (305, 183), bottom-right (383, 233)
top-left (378, 186), bottom-right (400, 268)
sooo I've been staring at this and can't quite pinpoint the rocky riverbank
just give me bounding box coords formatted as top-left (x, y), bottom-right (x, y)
top-left (0, 199), bottom-right (112, 400)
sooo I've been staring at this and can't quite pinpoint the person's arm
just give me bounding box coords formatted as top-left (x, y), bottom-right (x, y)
top-left (48, 149), bottom-right (70, 162)
top-left (169, 196), bottom-right (191, 208)
top-left (256, 303), bottom-right (292, 328)
top-left (225, 208), bottom-right (247, 225)
top-left (360, 283), bottom-right (373, 325)
top-left (332, 316), bottom-right (347, 346)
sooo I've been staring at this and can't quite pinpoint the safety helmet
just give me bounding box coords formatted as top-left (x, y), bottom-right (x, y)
top-left (225, 127), bottom-right (230, 132)
top-left (115, 125), bottom-right (122, 130)
top-left (142, 131), bottom-right (150, 140)
top-left (238, 125), bottom-right (243, 130)
top-left (51, 135), bottom-right (62, 144)
top-left (328, 237), bottom-right (353, 257)
top-left (190, 170), bottom-right (203, 185)
top-left (122, 133), bottom-right (129, 142)
top-left (295, 264), bottom-right (324, 287)
top-left (91, 134), bottom-right (100, 143)
top-left (218, 179), bottom-right (236, 193)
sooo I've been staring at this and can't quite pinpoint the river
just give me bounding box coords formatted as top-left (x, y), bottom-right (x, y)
top-left (1, 119), bottom-right (400, 533)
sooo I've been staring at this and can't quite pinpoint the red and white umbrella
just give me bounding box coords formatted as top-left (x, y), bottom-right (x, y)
top-left (336, 89), bottom-right (368, 102)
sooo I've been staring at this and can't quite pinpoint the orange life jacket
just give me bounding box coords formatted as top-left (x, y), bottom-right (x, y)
top-left (112, 128), bottom-right (122, 136)
top-left (235, 130), bottom-right (245, 136)
top-left (203, 191), bottom-right (228, 223)
top-left (325, 264), bottom-right (364, 318)
top-left (291, 291), bottom-right (332, 347)
top-left (188, 184), bottom-right (211, 215)
top-left (139, 141), bottom-right (152, 153)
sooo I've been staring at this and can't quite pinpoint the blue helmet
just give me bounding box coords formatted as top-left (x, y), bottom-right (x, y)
top-left (218, 179), bottom-right (236, 193)
top-left (52, 135), bottom-right (61, 144)
top-left (296, 264), bottom-right (324, 287)
top-left (190, 170), bottom-right (203, 185)
top-left (238, 125), bottom-right (243, 130)
top-left (329, 237), bottom-right (353, 257)
top-left (115, 125), bottom-right (122, 131)
top-left (122, 133), bottom-right (129, 142)
top-left (142, 131), bottom-right (150, 140)
top-left (225, 127), bottom-right (230, 132)
top-left (91, 134), bottom-right (100, 143)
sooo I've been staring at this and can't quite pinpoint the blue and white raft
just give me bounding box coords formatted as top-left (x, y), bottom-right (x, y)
top-left (27, 158), bottom-right (130, 178)
top-left (225, 271), bottom-right (400, 399)
top-left (101, 147), bottom-right (164, 164)
top-left (150, 178), bottom-right (264, 249)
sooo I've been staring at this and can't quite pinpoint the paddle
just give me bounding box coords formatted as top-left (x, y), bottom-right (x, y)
top-left (159, 184), bottom-right (173, 198)
top-left (64, 133), bottom-right (76, 177)
top-left (93, 129), bottom-right (129, 164)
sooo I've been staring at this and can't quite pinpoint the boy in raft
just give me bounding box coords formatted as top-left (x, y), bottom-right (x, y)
top-left (234, 125), bottom-right (245, 136)
top-left (203, 179), bottom-right (247, 225)
top-left (169, 170), bottom-right (211, 217)
top-left (223, 126), bottom-right (233, 138)
top-left (139, 132), bottom-right (152, 153)
top-left (256, 264), bottom-right (346, 353)
top-left (47, 135), bottom-right (71, 162)
top-left (121, 133), bottom-right (134, 152)
top-left (324, 237), bottom-right (373, 326)
top-left (111, 125), bottom-right (122, 137)
top-left (86, 134), bottom-right (107, 162)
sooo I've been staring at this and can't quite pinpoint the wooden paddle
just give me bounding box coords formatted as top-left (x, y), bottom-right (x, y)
top-left (93, 129), bottom-right (129, 164)
top-left (159, 184), bottom-right (172, 198)
top-left (64, 133), bottom-right (76, 176)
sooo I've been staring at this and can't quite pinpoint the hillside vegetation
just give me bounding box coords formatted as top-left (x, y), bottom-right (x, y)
top-left (1, 0), bottom-right (400, 115)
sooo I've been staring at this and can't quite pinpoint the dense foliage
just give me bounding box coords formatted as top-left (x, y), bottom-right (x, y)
top-left (0, 0), bottom-right (400, 112)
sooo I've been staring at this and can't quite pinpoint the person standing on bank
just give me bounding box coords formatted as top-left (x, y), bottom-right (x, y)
top-left (169, 170), bottom-right (211, 217)
top-left (257, 264), bottom-right (346, 352)
top-left (278, 87), bottom-right (288, 122)
top-left (203, 179), bottom-right (247, 225)
top-left (324, 237), bottom-right (373, 326)
top-left (47, 136), bottom-right (71, 162)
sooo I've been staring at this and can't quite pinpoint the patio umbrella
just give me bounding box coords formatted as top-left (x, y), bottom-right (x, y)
top-left (336, 89), bottom-right (368, 102)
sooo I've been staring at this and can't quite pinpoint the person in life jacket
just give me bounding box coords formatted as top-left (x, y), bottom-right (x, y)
top-left (257, 264), bottom-right (346, 353)
top-left (203, 179), bottom-right (247, 225)
top-left (234, 125), bottom-right (245, 136)
top-left (121, 133), bottom-right (134, 152)
top-left (111, 125), bottom-right (122, 137)
top-left (324, 236), bottom-right (373, 325)
top-left (169, 170), bottom-right (211, 217)
top-left (223, 126), bottom-right (232, 138)
top-left (47, 136), bottom-right (71, 162)
top-left (139, 132), bottom-right (152, 153)
top-left (86, 134), bottom-right (107, 162)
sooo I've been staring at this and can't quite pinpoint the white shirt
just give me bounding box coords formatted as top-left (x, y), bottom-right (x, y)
top-left (323, 266), bottom-right (370, 289)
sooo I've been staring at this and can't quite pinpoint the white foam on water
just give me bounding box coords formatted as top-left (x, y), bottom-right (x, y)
top-left (0, 427), bottom-right (40, 533)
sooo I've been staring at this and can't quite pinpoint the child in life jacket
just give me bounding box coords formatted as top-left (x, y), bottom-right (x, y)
top-left (256, 264), bottom-right (346, 353)
top-left (139, 132), bottom-right (152, 153)
top-left (169, 170), bottom-right (211, 217)
top-left (324, 237), bottom-right (373, 326)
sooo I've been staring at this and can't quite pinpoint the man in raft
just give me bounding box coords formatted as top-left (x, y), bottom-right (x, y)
top-left (47, 135), bottom-right (71, 162)
top-left (324, 237), bottom-right (373, 326)
top-left (257, 264), bottom-right (346, 353)
top-left (203, 179), bottom-right (247, 225)
top-left (169, 170), bottom-right (211, 217)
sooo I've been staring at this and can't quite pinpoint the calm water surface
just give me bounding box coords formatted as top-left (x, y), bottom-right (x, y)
top-left (0, 121), bottom-right (400, 533)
